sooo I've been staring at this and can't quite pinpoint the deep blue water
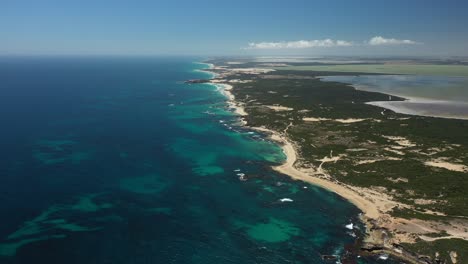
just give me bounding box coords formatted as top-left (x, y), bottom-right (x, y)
top-left (0, 57), bottom-right (395, 263)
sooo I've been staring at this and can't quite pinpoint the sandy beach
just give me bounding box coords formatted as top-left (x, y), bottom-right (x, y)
top-left (249, 114), bottom-right (468, 263)
top-left (208, 63), bottom-right (468, 262)
top-left (203, 65), bottom-right (394, 222)
top-left (212, 83), bottom-right (248, 116)
top-left (251, 126), bottom-right (395, 225)
top-left (203, 64), bottom-right (468, 262)
top-left (204, 67), bottom-right (390, 221)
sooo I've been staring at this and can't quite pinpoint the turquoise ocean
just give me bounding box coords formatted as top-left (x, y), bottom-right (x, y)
top-left (0, 57), bottom-right (394, 263)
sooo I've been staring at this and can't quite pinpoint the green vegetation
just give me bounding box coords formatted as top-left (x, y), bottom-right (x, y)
top-left (402, 239), bottom-right (468, 264)
top-left (216, 69), bottom-right (468, 217)
top-left (207, 59), bottom-right (468, 260)
top-left (275, 64), bottom-right (468, 77)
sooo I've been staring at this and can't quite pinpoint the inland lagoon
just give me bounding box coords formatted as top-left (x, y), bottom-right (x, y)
top-left (321, 75), bottom-right (468, 120)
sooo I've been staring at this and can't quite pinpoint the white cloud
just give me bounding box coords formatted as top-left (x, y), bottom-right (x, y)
top-left (245, 36), bottom-right (420, 49)
top-left (246, 39), bottom-right (354, 49)
top-left (368, 36), bottom-right (419, 46)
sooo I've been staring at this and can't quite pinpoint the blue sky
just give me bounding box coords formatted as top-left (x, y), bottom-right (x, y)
top-left (1, 0), bottom-right (468, 56)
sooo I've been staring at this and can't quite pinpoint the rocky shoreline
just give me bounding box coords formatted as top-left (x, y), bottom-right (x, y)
top-left (195, 61), bottom-right (466, 264)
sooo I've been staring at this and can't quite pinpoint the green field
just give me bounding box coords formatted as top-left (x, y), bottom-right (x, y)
top-left (276, 64), bottom-right (468, 77)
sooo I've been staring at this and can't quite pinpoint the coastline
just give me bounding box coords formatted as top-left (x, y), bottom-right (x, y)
top-left (199, 61), bottom-right (468, 263)
top-left (215, 83), bottom-right (249, 117)
top-left (198, 63), bottom-right (398, 255)
top-left (248, 127), bottom-right (437, 263)
top-left (250, 126), bottom-right (382, 218)
top-left (196, 62), bottom-right (249, 117)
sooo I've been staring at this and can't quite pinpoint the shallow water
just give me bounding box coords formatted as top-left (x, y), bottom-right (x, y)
top-left (0, 57), bottom-right (396, 263)
top-left (322, 75), bottom-right (468, 119)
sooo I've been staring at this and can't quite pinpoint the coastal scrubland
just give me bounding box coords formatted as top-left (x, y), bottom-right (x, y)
top-left (205, 58), bottom-right (468, 264)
